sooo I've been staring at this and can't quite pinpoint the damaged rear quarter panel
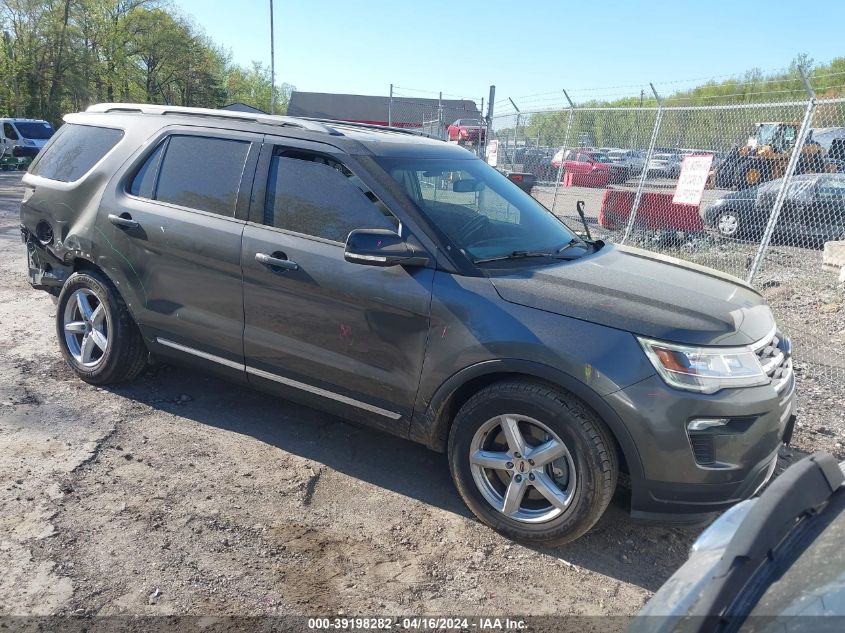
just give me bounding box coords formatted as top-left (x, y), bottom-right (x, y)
top-left (20, 113), bottom-right (159, 314)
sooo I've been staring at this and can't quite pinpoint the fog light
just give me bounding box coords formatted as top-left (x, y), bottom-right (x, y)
top-left (688, 417), bottom-right (730, 432)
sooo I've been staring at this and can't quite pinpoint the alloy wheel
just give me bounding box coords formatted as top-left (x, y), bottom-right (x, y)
top-left (469, 414), bottom-right (577, 524)
top-left (63, 288), bottom-right (110, 367)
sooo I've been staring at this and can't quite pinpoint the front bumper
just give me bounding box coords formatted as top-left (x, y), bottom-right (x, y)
top-left (606, 367), bottom-right (796, 523)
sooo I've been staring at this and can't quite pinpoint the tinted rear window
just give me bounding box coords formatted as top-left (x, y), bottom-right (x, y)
top-left (29, 123), bottom-right (123, 182)
top-left (153, 136), bottom-right (249, 216)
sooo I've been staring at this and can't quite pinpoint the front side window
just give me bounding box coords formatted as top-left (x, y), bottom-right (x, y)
top-left (781, 125), bottom-right (797, 148)
top-left (128, 135), bottom-right (249, 217)
top-left (29, 123), bottom-right (124, 182)
top-left (378, 156), bottom-right (581, 263)
top-left (3, 123), bottom-right (18, 140)
top-left (262, 149), bottom-right (397, 242)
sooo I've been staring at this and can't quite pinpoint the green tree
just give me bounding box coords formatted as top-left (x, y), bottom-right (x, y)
top-left (0, 0), bottom-right (292, 124)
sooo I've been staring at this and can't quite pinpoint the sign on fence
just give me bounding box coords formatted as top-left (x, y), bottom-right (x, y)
top-left (486, 139), bottom-right (499, 167)
top-left (672, 154), bottom-right (714, 206)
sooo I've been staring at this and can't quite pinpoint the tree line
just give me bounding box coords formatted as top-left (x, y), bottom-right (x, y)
top-left (501, 55), bottom-right (845, 151)
top-left (0, 0), bottom-right (293, 125)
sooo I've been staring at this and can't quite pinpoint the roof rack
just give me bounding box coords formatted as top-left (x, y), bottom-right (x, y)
top-left (300, 117), bottom-right (441, 140)
top-left (84, 103), bottom-right (343, 136)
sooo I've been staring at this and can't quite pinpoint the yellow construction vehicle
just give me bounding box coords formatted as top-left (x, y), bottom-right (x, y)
top-left (713, 122), bottom-right (832, 189)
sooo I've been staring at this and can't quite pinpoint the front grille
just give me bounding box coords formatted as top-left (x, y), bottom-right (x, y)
top-left (689, 435), bottom-right (715, 466)
top-left (753, 328), bottom-right (793, 394)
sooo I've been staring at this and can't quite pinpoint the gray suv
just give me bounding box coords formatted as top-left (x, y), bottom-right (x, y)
top-left (20, 104), bottom-right (796, 545)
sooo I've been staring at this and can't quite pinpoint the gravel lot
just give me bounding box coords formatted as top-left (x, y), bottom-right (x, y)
top-left (0, 170), bottom-right (841, 625)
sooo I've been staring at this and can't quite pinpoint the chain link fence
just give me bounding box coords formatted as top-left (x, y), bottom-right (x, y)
top-left (489, 94), bottom-right (845, 390)
top-left (387, 86), bottom-right (485, 141)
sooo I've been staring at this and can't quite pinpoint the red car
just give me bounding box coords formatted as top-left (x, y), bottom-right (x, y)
top-left (551, 149), bottom-right (630, 184)
top-left (447, 118), bottom-right (486, 145)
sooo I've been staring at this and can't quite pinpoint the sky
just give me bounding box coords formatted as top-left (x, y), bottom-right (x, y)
top-left (174, 0), bottom-right (845, 112)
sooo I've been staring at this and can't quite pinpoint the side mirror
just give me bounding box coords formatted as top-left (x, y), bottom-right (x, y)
top-left (344, 229), bottom-right (428, 267)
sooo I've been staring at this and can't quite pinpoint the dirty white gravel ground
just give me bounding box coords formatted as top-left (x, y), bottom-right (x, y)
top-left (0, 171), bottom-right (841, 628)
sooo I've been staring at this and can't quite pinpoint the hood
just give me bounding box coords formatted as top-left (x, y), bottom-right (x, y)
top-left (488, 244), bottom-right (774, 346)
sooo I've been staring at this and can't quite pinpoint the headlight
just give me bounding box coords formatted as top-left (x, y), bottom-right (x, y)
top-left (22, 139), bottom-right (36, 147)
top-left (637, 336), bottom-right (768, 394)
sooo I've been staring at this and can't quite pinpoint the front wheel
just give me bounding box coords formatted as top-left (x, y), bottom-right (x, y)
top-left (448, 380), bottom-right (618, 545)
top-left (56, 270), bottom-right (148, 384)
top-left (715, 209), bottom-right (742, 238)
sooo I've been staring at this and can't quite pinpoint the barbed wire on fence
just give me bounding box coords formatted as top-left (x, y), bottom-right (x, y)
top-left (494, 70), bottom-right (845, 116)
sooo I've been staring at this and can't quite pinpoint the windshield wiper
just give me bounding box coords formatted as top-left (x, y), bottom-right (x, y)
top-left (473, 242), bottom-right (589, 264)
top-left (555, 238), bottom-right (581, 254)
top-left (473, 250), bottom-right (558, 264)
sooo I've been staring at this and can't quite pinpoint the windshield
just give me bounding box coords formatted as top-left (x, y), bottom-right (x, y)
top-left (14, 121), bottom-right (54, 140)
top-left (757, 123), bottom-right (778, 146)
top-left (590, 153), bottom-right (611, 163)
top-left (377, 157), bottom-right (582, 262)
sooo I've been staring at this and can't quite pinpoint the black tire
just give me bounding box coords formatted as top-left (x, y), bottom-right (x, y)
top-left (55, 270), bottom-right (148, 385)
top-left (448, 379), bottom-right (618, 545)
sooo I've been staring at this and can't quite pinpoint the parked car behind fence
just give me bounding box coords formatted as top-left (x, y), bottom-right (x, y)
top-left (552, 149), bottom-right (630, 184)
top-left (704, 174), bottom-right (845, 245)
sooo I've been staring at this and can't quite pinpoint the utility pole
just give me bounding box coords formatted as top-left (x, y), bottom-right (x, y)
top-left (508, 98), bottom-right (521, 171)
top-left (269, 0), bottom-right (276, 114)
top-left (635, 88), bottom-right (644, 149)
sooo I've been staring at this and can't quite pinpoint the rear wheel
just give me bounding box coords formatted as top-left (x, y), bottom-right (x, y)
top-left (448, 380), bottom-right (617, 545)
top-left (56, 270), bottom-right (148, 384)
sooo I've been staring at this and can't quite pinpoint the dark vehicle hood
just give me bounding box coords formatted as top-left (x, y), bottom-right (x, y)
top-left (718, 187), bottom-right (759, 202)
top-left (488, 244), bottom-right (774, 346)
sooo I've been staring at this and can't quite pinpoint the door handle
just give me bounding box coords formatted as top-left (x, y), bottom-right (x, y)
top-left (255, 252), bottom-right (299, 271)
top-left (108, 213), bottom-right (140, 229)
